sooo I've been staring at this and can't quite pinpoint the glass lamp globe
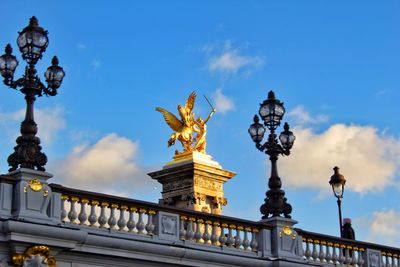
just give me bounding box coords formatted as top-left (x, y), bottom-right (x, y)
top-left (329, 166), bottom-right (346, 198)
top-left (45, 56), bottom-right (65, 92)
top-left (17, 16), bottom-right (48, 65)
top-left (0, 44), bottom-right (18, 80)
top-left (259, 90), bottom-right (285, 130)
top-left (279, 122), bottom-right (295, 150)
top-left (248, 115), bottom-right (266, 143)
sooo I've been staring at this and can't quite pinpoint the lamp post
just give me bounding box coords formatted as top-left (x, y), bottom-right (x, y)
top-left (329, 166), bottom-right (346, 237)
top-left (248, 90), bottom-right (295, 219)
top-left (0, 16), bottom-right (65, 172)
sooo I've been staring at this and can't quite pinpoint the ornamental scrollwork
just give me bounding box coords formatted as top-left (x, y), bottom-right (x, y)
top-left (12, 245), bottom-right (56, 267)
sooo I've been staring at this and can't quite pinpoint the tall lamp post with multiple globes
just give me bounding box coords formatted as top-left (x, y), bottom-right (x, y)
top-left (0, 16), bottom-right (65, 172)
top-left (329, 166), bottom-right (346, 237)
top-left (248, 91), bottom-right (295, 219)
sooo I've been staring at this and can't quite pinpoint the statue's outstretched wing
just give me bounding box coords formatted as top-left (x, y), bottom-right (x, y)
top-left (156, 107), bottom-right (182, 132)
top-left (185, 91), bottom-right (197, 112)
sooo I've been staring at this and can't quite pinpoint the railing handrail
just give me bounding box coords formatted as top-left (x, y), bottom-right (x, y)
top-left (0, 175), bottom-right (17, 184)
top-left (50, 183), bottom-right (267, 230)
top-left (296, 228), bottom-right (400, 254)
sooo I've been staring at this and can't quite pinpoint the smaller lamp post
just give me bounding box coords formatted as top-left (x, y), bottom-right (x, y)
top-left (0, 16), bottom-right (65, 172)
top-left (329, 166), bottom-right (346, 237)
top-left (248, 90), bottom-right (295, 219)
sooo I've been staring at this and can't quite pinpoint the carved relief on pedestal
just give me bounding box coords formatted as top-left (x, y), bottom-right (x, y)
top-left (194, 177), bottom-right (222, 191)
top-left (12, 245), bottom-right (56, 267)
top-left (163, 178), bottom-right (192, 192)
top-left (161, 215), bottom-right (178, 235)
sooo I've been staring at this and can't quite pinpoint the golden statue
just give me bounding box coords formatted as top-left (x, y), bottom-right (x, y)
top-left (156, 91), bottom-right (215, 155)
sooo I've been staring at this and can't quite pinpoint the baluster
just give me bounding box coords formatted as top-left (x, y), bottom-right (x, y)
top-left (61, 196), bottom-right (68, 222)
top-left (338, 244), bottom-right (345, 265)
top-left (145, 210), bottom-right (156, 236)
top-left (98, 202), bottom-right (108, 228)
top-left (186, 217), bottom-right (195, 241)
top-left (390, 254), bottom-right (395, 267)
top-left (179, 216), bottom-right (187, 240)
top-left (68, 196), bottom-right (79, 223)
top-left (382, 253), bottom-right (386, 267)
top-left (226, 225), bottom-right (235, 248)
top-left (107, 204), bottom-right (118, 229)
top-left (381, 253), bottom-right (386, 267)
top-left (127, 207), bottom-right (137, 232)
top-left (211, 222), bottom-right (219, 246)
top-left (250, 228), bottom-right (258, 252)
top-left (88, 200), bottom-right (99, 227)
top-left (393, 254), bottom-right (398, 267)
top-left (194, 219), bottom-right (203, 243)
top-left (319, 241), bottom-right (325, 262)
top-left (219, 223), bottom-right (228, 247)
top-left (136, 208), bottom-right (146, 234)
top-left (78, 198), bottom-right (89, 225)
top-left (202, 221), bottom-right (211, 245)
top-left (325, 242), bottom-right (332, 263)
top-left (385, 253), bottom-right (390, 267)
top-left (344, 246), bottom-right (352, 265)
top-left (117, 205), bottom-right (128, 231)
top-left (304, 239), bottom-right (312, 260)
top-left (332, 244), bottom-right (339, 264)
top-left (235, 226), bottom-right (243, 249)
top-left (311, 240), bottom-right (318, 261)
top-left (242, 227), bottom-right (251, 251)
top-left (358, 248), bottom-right (365, 266)
top-left (351, 247), bottom-right (358, 266)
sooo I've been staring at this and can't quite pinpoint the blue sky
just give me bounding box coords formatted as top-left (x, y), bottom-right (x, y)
top-left (1, 1), bottom-right (400, 246)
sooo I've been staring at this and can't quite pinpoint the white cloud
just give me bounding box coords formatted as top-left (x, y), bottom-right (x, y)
top-left (54, 133), bottom-right (156, 195)
top-left (76, 43), bottom-right (87, 50)
top-left (91, 58), bottom-right (101, 69)
top-left (287, 106), bottom-right (329, 127)
top-left (205, 41), bottom-right (263, 75)
top-left (279, 124), bottom-right (400, 194)
top-left (0, 106), bottom-right (66, 145)
top-left (366, 210), bottom-right (400, 247)
top-left (212, 89), bottom-right (235, 114)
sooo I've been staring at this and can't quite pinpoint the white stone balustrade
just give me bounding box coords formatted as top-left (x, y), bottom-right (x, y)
top-left (302, 238), bottom-right (365, 266)
top-left (178, 216), bottom-right (259, 251)
top-left (61, 196), bottom-right (156, 235)
top-left (58, 188), bottom-right (400, 267)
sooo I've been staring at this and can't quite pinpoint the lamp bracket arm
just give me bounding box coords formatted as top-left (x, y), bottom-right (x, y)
top-left (256, 142), bottom-right (265, 151)
top-left (5, 77), bottom-right (24, 89)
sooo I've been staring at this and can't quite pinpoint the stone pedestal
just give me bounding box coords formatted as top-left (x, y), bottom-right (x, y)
top-left (259, 217), bottom-right (304, 261)
top-left (8, 168), bottom-right (60, 224)
top-left (148, 152), bottom-right (235, 215)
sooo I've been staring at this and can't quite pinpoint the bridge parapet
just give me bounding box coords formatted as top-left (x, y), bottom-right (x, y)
top-left (297, 228), bottom-right (400, 267)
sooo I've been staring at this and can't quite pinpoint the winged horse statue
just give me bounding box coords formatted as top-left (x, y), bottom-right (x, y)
top-left (156, 92), bottom-right (197, 154)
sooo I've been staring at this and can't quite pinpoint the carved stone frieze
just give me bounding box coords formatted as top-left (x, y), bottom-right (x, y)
top-left (163, 178), bottom-right (192, 192)
top-left (194, 177), bottom-right (222, 191)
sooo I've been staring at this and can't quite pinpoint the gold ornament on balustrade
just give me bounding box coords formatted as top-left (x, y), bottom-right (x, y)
top-left (156, 91), bottom-right (216, 155)
top-left (12, 245), bottom-right (56, 267)
top-left (279, 225), bottom-right (297, 240)
top-left (28, 178), bottom-right (43, 191)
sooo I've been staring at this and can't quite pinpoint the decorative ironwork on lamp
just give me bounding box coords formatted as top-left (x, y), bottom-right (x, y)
top-left (248, 90), bottom-right (295, 219)
top-left (0, 16), bottom-right (65, 172)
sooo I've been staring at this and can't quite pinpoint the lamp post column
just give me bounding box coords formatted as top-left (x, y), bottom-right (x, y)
top-left (337, 198), bottom-right (343, 237)
top-left (329, 166), bottom-right (346, 237)
top-left (0, 16), bottom-right (65, 172)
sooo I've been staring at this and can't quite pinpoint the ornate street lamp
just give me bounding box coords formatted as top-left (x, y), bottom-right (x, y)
top-left (329, 166), bottom-right (346, 237)
top-left (0, 16), bottom-right (65, 172)
top-left (248, 90), bottom-right (295, 219)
